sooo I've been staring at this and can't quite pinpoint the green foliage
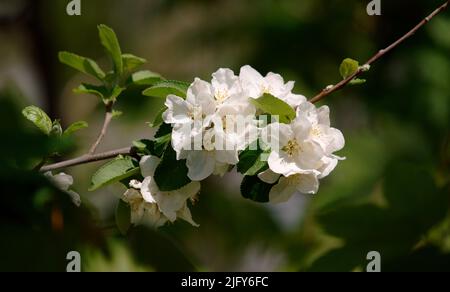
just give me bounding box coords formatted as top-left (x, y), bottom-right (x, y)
top-left (122, 54), bottom-right (147, 72)
top-left (90, 156), bottom-right (140, 191)
top-left (154, 145), bottom-right (191, 191)
top-left (308, 163), bottom-right (449, 271)
top-left (59, 52), bottom-right (106, 81)
top-left (237, 143), bottom-right (270, 176)
top-left (116, 199), bottom-right (131, 235)
top-left (143, 80), bottom-right (190, 98)
top-left (339, 58), bottom-right (366, 85)
top-left (129, 70), bottom-right (164, 86)
top-left (98, 24), bottom-right (124, 76)
top-left (22, 106), bottom-right (53, 136)
top-left (250, 93), bottom-right (296, 124)
top-left (240, 175), bottom-right (273, 203)
top-left (63, 121), bottom-right (89, 136)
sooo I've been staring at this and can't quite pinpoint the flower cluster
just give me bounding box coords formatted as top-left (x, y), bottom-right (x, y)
top-left (123, 65), bottom-right (345, 227)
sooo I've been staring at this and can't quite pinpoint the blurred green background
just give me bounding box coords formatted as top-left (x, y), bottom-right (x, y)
top-left (0, 0), bottom-right (449, 272)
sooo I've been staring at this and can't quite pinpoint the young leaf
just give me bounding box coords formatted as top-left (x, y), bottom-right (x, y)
top-left (237, 144), bottom-right (270, 176)
top-left (122, 54), bottom-right (147, 72)
top-left (129, 70), bottom-right (164, 86)
top-left (339, 58), bottom-right (360, 79)
top-left (143, 80), bottom-right (190, 99)
top-left (349, 78), bottom-right (367, 85)
top-left (105, 85), bottom-right (125, 103)
top-left (240, 175), bottom-right (273, 203)
top-left (133, 136), bottom-right (170, 158)
top-left (74, 83), bottom-right (108, 99)
top-left (22, 106), bottom-right (53, 135)
top-left (59, 52), bottom-right (106, 81)
top-left (149, 107), bottom-right (167, 128)
top-left (64, 121), bottom-right (88, 136)
top-left (154, 145), bottom-right (191, 191)
top-left (89, 156), bottom-right (140, 191)
top-left (98, 24), bottom-right (123, 76)
top-left (115, 199), bottom-right (131, 235)
top-left (51, 120), bottom-right (63, 136)
top-left (250, 93), bottom-right (296, 124)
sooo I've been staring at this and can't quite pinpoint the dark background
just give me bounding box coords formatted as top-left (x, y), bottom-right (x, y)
top-left (0, 0), bottom-right (449, 271)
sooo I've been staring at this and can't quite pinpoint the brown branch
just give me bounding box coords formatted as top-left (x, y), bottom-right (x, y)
top-left (88, 102), bottom-right (114, 154)
top-left (40, 147), bottom-right (133, 173)
top-left (309, 0), bottom-right (449, 104)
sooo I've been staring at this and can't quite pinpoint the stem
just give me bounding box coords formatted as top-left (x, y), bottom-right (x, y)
top-left (309, 0), bottom-right (449, 104)
top-left (88, 102), bottom-right (114, 154)
top-left (40, 147), bottom-right (133, 172)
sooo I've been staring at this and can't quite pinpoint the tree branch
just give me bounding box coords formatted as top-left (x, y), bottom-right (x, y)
top-left (309, 0), bottom-right (449, 104)
top-left (88, 102), bottom-right (114, 154)
top-left (40, 147), bottom-right (133, 172)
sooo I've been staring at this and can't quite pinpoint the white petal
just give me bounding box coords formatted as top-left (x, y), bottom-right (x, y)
top-left (318, 156), bottom-right (339, 179)
top-left (177, 204), bottom-right (199, 227)
top-left (67, 190), bottom-right (81, 207)
top-left (295, 141), bottom-right (324, 171)
top-left (129, 179), bottom-right (142, 189)
top-left (214, 162), bottom-right (229, 177)
top-left (282, 93), bottom-right (307, 108)
top-left (294, 173), bottom-right (319, 194)
top-left (140, 155), bottom-right (161, 178)
top-left (268, 151), bottom-right (302, 177)
top-left (326, 127), bottom-right (345, 153)
top-left (269, 177), bottom-right (298, 204)
top-left (317, 105), bottom-right (331, 126)
top-left (239, 65), bottom-right (264, 98)
top-left (186, 151), bottom-right (216, 181)
top-left (297, 101), bottom-right (318, 125)
top-left (47, 172), bottom-right (73, 191)
top-left (140, 177), bottom-right (157, 203)
top-left (155, 182), bottom-right (199, 222)
top-left (163, 95), bottom-right (191, 124)
top-left (258, 169), bottom-right (280, 184)
top-left (215, 150), bottom-right (239, 165)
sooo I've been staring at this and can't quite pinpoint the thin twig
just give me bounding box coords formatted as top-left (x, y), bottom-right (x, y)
top-left (309, 0), bottom-right (449, 104)
top-left (88, 102), bottom-right (114, 154)
top-left (40, 147), bottom-right (133, 172)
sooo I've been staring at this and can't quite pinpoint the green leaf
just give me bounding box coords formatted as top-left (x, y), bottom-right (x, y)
top-left (112, 110), bottom-right (123, 119)
top-left (237, 143), bottom-right (270, 176)
top-left (115, 199), bottom-right (131, 235)
top-left (105, 85), bottom-right (125, 103)
top-left (22, 106), bottom-right (53, 135)
top-left (155, 123), bottom-right (173, 139)
top-left (133, 136), bottom-right (170, 158)
top-left (63, 121), bottom-right (88, 136)
top-left (98, 24), bottom-right (123, 76)
top-left (59, 52), bottom-right (105, 81)
top-left (149, 107), bottom-right (167, 128)
top-left (89, 156), bottom-right (140, 191)
top-left (250, 93), bottom-right (296, 124)
top-left (154, 145), bottom-right (191, 191)
top-left (122, 54), bottom-right (147, 72)
top-left (240, 175), bottom-right (273, 203)
top-left (339, 58), bottom-right (359, 79)
top-left (143, 80), bottom-right (190, 98)
top-left (74, 83), bottom-right (108, 99)
top-left (349, 78), bottom-right (366, 85)
top-left (129, 70), bottom-right (164, 86)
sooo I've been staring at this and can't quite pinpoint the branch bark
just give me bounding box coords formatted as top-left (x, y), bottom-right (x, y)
top-left (40, 147), bottom-right (133, 172)
top-left (309, 0), bottom-right (449, 104)
top-left (88, 102), bottom-right (114, 154)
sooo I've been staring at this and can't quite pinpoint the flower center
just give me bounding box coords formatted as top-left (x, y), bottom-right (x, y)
top-left (310, 126), bottom-right (323, 138)
top-left (282, 139), bottom-right (300, 156)
top-left (215, 89), bottom-right (229, 103)
top-left (189, 105), bottom-right (204, 120)
top-left (261, 84), bottom-right (272, 94)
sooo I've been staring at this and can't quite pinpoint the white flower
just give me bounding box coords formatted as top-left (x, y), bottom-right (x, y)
top-left (297, 102), bottom-right (345, 155)
top-left (239, 65), bottom-right (306, 108)
top-left (45, 172), bottom-right (81, 207)
top-left (258, 169), bottom-right (319, 204)
top-left (261, 121), bottom-right (324, 177)
top-left (122, 155), bottom-right (200, 227)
